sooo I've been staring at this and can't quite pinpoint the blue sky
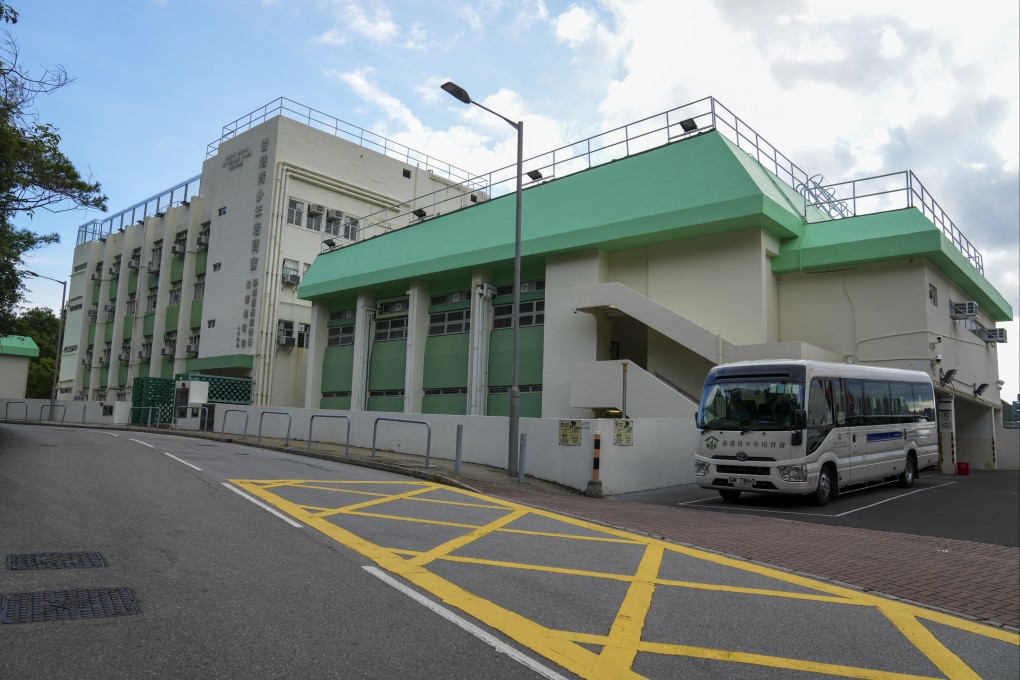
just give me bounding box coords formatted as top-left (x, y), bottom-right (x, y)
top-left (11, 0), bottom-right (1019, 398)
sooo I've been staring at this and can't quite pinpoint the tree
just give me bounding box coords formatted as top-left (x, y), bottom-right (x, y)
top-left (0, 1), bottom-right (107, 334)
top-left (10, 306), bottom-right (58, 399)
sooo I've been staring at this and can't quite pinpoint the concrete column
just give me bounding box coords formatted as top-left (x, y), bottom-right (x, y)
top-left (304, 301), bottom-right (330, 408)
top-left (350, 291), bottom-right (376, 411)
top-left (404, 280), bottom-right (429, 414)
top-left (937, 395), bottom-right (957, 474)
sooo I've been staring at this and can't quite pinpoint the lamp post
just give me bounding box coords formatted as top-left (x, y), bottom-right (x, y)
top-left (442, 81), bottom-right (524, 478)
top-left (24, 271), bottom-right (67, 411)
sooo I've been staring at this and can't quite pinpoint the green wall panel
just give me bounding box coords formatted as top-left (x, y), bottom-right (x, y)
top-left (368, 340), bottom-right (406, 390)
top-left (122, 320), bottom-right (133, 340)
top-left (128, 270), bottom-right (138, 295)
top-left (87, 324), bottom-right (96, 345)
top-left (82, 370), bottom-right (90, 388)
top-left (488, 327), bottom-right (544, 386)
top-left (366, 395), bottom-right (403, 413)
top-left (165, 307), bottom-right (179, 333)
top-left (170, 257), bottom-right (185, 282)
top-left (103, 322), bottom-right (113, 343)
top-left (194, 250), bottom-right (207, 275)
top-left (186, 354), bottom-right (253, 371)
top-left (137, 364), bottom-right (149, 379)
top-left (319, 397), bottom-right (352, 410)
top-left (189, 299), bottom-right (203, 330)
top-left (322, 346), bottom-right (355, 392)
top-left (423, 334), bottom-right (469, 388)
top-left (99, 371), bottom-right (108, 388)
top-left (118, 364), bottom-right (128, 387)
top-left (422, 395), bottom-right (467, 415)
top-left (91, 284), bottom-right (99, 305)
top-left (487, 393), bottom-right (542, 419)
top-left (143, 313), bottom-right (155, 336)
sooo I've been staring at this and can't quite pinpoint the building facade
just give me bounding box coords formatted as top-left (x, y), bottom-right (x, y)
top-left (297, 97), bottom-right (1012, 469)
top-left (60, 100), bottom-right (473, 406)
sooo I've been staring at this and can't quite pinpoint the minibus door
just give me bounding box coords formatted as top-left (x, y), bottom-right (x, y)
top-left (844, 379), bottom-right (867, 484)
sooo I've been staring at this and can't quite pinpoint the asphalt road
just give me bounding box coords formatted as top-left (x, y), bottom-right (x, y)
top-left (611, 469), bottom-right (1020, 548)
top-left (2, 424), bottom-right (1017, 679)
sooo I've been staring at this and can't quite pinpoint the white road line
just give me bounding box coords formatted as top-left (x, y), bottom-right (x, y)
top-left (679, 503), bottom-right (840, 517)
top-left (363, 566), bottom-right (570, 680)
top-left (220, 483), bottom-right (303, 528)
top-left (833, 482), bottom-right (955, 517)
top-left (162, 452), bottom-right (202, 471)
top-left (129, 438), bottom-right (155, 448)
top-left (100, 431), bottom-right (120, 437)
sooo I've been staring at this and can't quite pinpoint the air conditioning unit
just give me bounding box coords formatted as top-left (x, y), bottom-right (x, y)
top-left (450, 292), bottom-right (464, 303)
top-left (137, 350), bottom-right (151, 360)
top-left (109, 266), bottom-right (120, 276)
top-left (171, 244), bottom-right (186, 256)
top-left (282, 272), bottom-right (300, 285)
top-left (950, 301), bottom-right (979, 319)
top-left (980, 328), bottom-right (1008, 344)
top-left (326, 209), bottom-right (343, 220)
top-left (185, 344), bottom-right (197, 355)
top-left (81, 358), bottom-right (90, 366)
top-left (91, 273), bottom-right (102, 282)
top-left (103, 304), bottom-right (115, 312)
top-left (161, 347), bottom-right (175, 357)
top-left (118, 353), bottom-right (130, 362)
top-left (277, 335), bottom-right (296, 347)
top-left (87, 309), bottom-right (98, 318)
top-left (196, 234), bottom-right (208, 247)
top-left (147, 261), bottom-right (160, 273)
top-left (98, 356), bottom-right (109, 365)
top-left (127, 259), bottom-right (140, 269)
top-left (308, 203), bottom-right (325, 215)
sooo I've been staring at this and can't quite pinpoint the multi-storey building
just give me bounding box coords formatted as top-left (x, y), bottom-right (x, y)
top-left (298, 97), bottom-right (1012, 469)
top-left (60, 99), bottom-right (474, 405)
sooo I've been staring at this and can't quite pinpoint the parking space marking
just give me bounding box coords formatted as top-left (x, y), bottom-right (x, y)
top-left (678, 482), bottom-right (956, 518)
top-left (231, 479), bottom-right (1019, 680)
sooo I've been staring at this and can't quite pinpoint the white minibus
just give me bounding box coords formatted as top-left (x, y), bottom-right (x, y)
top-left (694, 360), bottom-right (939, 505)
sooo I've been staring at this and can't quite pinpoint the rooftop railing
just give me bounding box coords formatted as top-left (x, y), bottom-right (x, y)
top-left (76, 175), bottom-right (201, 245)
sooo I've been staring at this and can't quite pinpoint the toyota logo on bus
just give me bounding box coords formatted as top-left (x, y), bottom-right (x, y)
top-left (735, 451), bottom-right (748, 461)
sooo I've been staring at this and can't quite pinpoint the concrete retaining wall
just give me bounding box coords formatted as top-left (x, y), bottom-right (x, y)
top-left (1, 398), bottom-right (698, 495)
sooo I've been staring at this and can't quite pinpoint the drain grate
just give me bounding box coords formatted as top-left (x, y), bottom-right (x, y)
top-left (1, 588), bottom-right (139, 624)
top-left (6, 552), bottom-right (106, 570)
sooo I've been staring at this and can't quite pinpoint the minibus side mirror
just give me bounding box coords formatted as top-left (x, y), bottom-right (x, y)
top-left (694, 410), bottom-right (701, 428)
top-left (793, 409), bottom-right (807, 430)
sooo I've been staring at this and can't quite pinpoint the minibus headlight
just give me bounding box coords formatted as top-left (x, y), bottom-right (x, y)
top-left (776, 465), bottom-right (807, 482)
top-left (694, 460), bottom-right (710, 477)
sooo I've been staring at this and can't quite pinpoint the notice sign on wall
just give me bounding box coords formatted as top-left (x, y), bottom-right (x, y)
top-left (614, 419), bottom-right (634, 446)
top-left (559, 420), bottom-right (582, 446)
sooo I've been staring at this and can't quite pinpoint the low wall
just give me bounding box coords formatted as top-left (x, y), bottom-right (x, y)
top-left (1, 398), bottom-right (698, 495)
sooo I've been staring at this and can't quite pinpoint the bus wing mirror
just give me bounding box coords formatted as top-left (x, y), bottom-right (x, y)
top-left (793, 409), bottom-right (807, 429)
top-left (694, 410), bottom-right (701, 428)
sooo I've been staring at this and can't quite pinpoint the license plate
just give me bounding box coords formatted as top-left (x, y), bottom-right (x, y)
top-left (728, 476), bottom-right (756, 488)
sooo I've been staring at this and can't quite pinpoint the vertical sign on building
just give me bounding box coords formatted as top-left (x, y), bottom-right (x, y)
top-left (235, 136), bottom-right (271, 350)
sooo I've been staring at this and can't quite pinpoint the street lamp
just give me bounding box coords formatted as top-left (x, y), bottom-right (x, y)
top-left (24, 271), bottom-right (67, 411)
top-left (442, 81), bottom-right (524, 478)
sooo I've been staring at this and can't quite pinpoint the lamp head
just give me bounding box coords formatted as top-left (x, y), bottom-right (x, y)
top-left (441, 81), bottom-right (472, 105)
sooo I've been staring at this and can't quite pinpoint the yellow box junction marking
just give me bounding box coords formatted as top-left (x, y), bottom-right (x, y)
top-left (230, 479), bottom-right (1019, 680)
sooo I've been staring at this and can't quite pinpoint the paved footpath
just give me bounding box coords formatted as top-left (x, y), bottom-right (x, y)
top-left (466, 479), bottom-right (1020, 631)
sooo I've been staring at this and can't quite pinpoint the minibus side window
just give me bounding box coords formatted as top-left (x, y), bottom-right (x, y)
top-left (807, 378), bottom-right (834, 452)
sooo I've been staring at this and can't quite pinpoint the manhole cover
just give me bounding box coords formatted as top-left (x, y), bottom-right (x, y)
top-left (7, 552), bottom-right (106, 570)
top-left (1, 588), bottom-right (139, 624)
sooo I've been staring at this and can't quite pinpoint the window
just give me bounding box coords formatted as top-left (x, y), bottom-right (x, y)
top-left (429, 309), bottom-right (471, 336)
top-left (193, 276), bottom-right (205, 300)
top-left (806, 378), bottom-right (835, 453)
top-left (430, 292), bottom-right (470, 306)
top-left (327, 325), bottom-right (355, 346)
top-left (325, 214), bottom-right (342, 236)
top-left (929, 284), bottom-right (938, 306)
top-left (494, 300), bottom-right (544, 328)
top-left (374, 317), bottom-right (407, 342)
top-left (68, 303), bottom-right (83, 312)
top-left (496, 279), bottom-right (545, 296)
top-left (286, 199), bottom-right (303, 226)
top-left (207, 319), bottom-right (216, 329)
top-left (146, 291), bottom-right (158, 311)
top-left (169, 283), bottom-right (182, 306)
top-left (217, 206), bottom-right (227, 216)
top-left (282, 258), bottom-right (299, 280)
top-left (125, 296), bottom-right (136, 316)
top-left (329, 309), bottom-right (355, 322)
top-left (306, 212), bottom-right (322, 231)
top-left (213, 262), bottom-right (221, 272)
top-left (297, 323), bottom-right (311, 349)
top-left (188, 334), bottom-right (200, 354)
top-left (343, 216), bottom-right (359, 241)
top-left (151, 241), bottom-right (162, 263)
top-left (73, 263), bottom-right (88, 273)
top-left (163, 331), bottom-right (177, 356)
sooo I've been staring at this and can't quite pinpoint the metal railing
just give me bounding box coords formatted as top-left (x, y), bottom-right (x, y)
top-left (308, 414), bottom-right (351, 455)
top-left (221, 409), bottom-right (250, 437)
top-left (76, 175), bottom-right (201, 245)
top-left (322, 96), bottom-right (984, 278)
top-left (205, 97), bottom-right (474, 188)
top-left (127, 406), bottom-right (162, 429)
top-left (4, 401), bottom-right (28, 422)
top-left (39, 404), bottom-right (67, 424)
top-left (256, 411), bottom-right (292, 446)
top-left (371, 417), bottom-right (432, 469)
top-left (805, 171), bottom-right (985, 273)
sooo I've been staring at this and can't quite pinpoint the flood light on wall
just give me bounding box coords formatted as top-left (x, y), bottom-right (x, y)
top-left (526, 170), bottom-right (543, 181)
top-left (322, 239), bottom-right (336, 249)
top-left (412, 208), bottom-right (427, 219)
top-left (974, 383), bottom-right (989, 397)
top-left (680, 118), bottom-right (698, 132)
top-left (940, 368), bottom-right (958, 384)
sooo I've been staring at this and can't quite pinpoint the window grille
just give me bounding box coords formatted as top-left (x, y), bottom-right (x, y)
top-left (327, 325), bottom-right (355, 346)
top-left (493, 300), bottom-right (544, 329)
top-left (374, 317), bottom-right (407, 342)
top-left (429, 309), bottom-right (471, 336)
top-left (286, 199), bottom-right (304, 226)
